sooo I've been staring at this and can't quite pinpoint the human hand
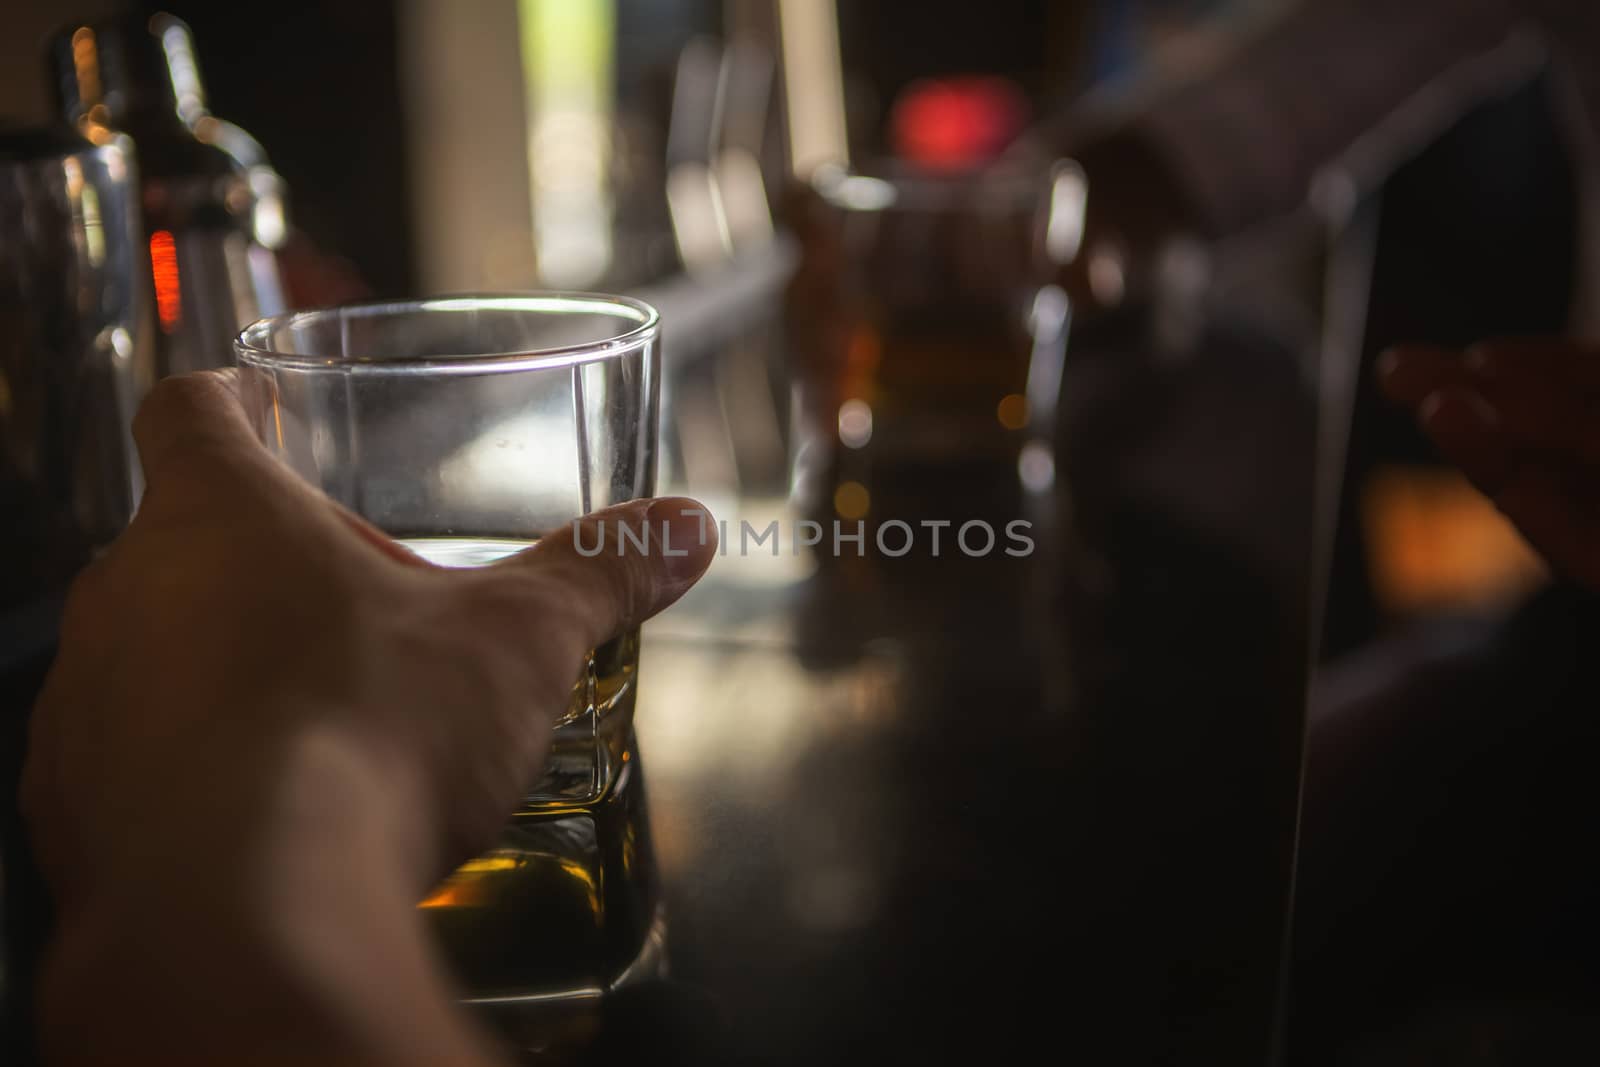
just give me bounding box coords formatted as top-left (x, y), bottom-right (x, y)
top-left (22, 370), bottom-right (716, 1064)
top-left (1379, 338), bottom-right (1600, 591)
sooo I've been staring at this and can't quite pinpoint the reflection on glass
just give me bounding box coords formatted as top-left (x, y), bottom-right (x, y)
top-left (0, 128), bottom-right (148, 587)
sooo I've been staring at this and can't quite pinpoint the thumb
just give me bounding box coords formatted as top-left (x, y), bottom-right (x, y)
top-left (131, 369), bottom-right (260, 487)
top-left (494, 497), bottom-right (718, 651)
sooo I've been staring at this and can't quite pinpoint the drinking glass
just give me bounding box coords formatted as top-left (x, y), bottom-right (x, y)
top-left (235, 294), bottom-right (663, 1046)
top-left (788, 164), bottom-right (1040, 518)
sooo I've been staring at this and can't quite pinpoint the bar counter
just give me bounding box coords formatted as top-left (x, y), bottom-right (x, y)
top-left (576, 307), bottom-right (1316, 1065)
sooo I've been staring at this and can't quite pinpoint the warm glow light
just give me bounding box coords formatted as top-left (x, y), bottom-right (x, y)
top-left (149, 230), bottom-right (182, 332)
top-left (1363, 466), bottom-right (1547, 613)
top-left (71, 28), bottom-right (101, 108)
top-left (456, 855), bottom-right (521, 875)
top-left (834, 480), bottom-right (870, 519)
top-left (70, 27), bottom-right (115, 144)
top-left (558, 857), bottom-right (601, 914)
top-left (996, 393), bottom-right (1028, 430)
top-left (416, 854), bottom-right (521, 909)
top-left (416, 884), bottom-right (474, 909)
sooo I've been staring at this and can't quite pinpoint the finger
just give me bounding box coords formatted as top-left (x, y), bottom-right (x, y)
top-left (1417, 386), bottom-right (1516, 494)
top-left (129, 371), bottom-right (353, 548)
top-left (1462, 341), bottom-right (1600, 465)
top-left (1466, 337), bottom-right (1600, 395)
top-left (130, 369), bottom-right (264, 487)
top-left (1377, 344), bottom-right (1470, 407)
top-left (483, 496), bottom-right (718, 654)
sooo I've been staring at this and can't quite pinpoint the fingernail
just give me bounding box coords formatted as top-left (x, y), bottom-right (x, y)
top-left (1376, 348), bottom-right (1401, 379)
top-left (1463, 345), bottom-right (1493, 376)
top-left (646, 498), bottom-right (715, 584)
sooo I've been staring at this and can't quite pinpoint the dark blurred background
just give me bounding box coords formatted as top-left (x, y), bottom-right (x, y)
top-left (5, 1), bottom-right (1596, 1064)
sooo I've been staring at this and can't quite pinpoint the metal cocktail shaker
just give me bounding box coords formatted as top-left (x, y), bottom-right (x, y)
top-left (50, 12), bottom-right (288, 377)
top-left (4, 16), bottom-right (292, 1059)
top-left (0, 122), bottom-right (149, 1065)
top-left (0, 124), bottom-right (148, 680)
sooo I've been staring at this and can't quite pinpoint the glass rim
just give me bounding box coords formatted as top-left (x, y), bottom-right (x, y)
top-left (811, 162), bottom-right (1040, 215)
top-left (233, 292), bottom-right (660, 373)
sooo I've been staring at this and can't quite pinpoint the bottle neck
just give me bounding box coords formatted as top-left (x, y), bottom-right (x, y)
top-left (52, 15), bottom-right (207, 142)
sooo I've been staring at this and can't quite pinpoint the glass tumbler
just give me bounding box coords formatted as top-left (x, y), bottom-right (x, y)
top-left (786, 163), bottom-right (1045, 548)
top-left (789, 164), bottom-right (1040, 472)
top-left (235, 294), bottom-right (664, 1044)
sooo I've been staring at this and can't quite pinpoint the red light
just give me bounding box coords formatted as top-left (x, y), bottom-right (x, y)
top-left (149, 229), bottom-right (181, 332)
top-left (890, 77), bottom-right (1029, 171)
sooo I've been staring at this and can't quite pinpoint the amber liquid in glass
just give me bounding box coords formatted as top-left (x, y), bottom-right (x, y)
top-left (399, 538), bottom-right (663, 1048)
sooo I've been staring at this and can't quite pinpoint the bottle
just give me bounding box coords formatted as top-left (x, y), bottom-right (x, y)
top-left (50, 12), bottom-right (288, 378)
